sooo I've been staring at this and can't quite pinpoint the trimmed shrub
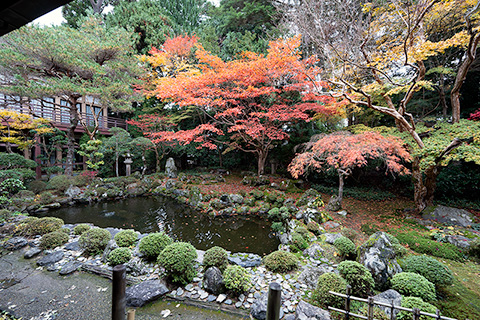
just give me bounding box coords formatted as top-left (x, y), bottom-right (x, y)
top-left (468, 238), bottom-right (480, 260)
top-left (40, 231), bottom-right (69, 249)
top-left (333, 236), bottom-right (356, 258)
top-left (294, 226), bottom-right (310, 239)
top-left (139, 232), bottom-right (173, 260)
top-left (60, 227), bottom-right (71, 235)
top-left (114, 229), bottom-right (138, 247)
top-left (312, 272), bottom-right (347, 309)
top-left (359, 306), bottom-right (389, 320)
top-left (79, 228), bottom-right (111, 256)
top-left (37, 191), bottom-right (54, 205)
top-left (395, 232), bottom-right (463, 261)
top-left (203, 246), bottom-right (229, 271)
top-left (397, 297), bottom-right (437, 320)
top-left (19, 217), bottom-right (64, 236)
top-left (271, 222), bottom-right (285, 233)
top-left (290, 232), bottom-right (308, 252)
top-left (391, 272), bottom-right (436, 302)
top-left (46, 175), bottom-right (74, 192)
top-left (401, 255), bottom-right (453, 287)
top-left (16, 190), bottom-right (35, 198)
top-left (224, 265), bottom-right (252, 294)
top-left (264, 250), bottom-right (298, 273)
top-left (108, 247), bottom-right (132, 266)
top-left (157, 242), bottom-right (197, 285)
top-left (306, 221), bottom-right (321, 235)
top-left (0, 178), bottom-right (25, 195)
top-left (73, 224), bottom-right (91, 235)
top-left (337, 261), bottom-right (375, 297)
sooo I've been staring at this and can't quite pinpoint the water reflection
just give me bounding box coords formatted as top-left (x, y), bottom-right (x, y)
top-left (41, 196), bottom-right (279, 255)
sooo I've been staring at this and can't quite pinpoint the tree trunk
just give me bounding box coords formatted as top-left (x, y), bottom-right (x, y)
top-left (337, 171), bottom-right (345, 205)
top-left (65, 97), bottom-right (79, 176)
top-left (115, 154), bottom-right (119, 177)
top-left (412, 158), bottom-right (441, 212)
top-left (257, 151), bottom-right (268, 176)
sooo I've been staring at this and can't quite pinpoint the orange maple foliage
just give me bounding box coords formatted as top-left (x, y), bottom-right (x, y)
top-left (140, 35), bottom-right (340, 175)
top-left (288, 131), bottom-right (411, 207)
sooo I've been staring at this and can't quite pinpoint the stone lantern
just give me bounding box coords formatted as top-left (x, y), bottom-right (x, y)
top-left (124, 153), bottom-right (133, 176)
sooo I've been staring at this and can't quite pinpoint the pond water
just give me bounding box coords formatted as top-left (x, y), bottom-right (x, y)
top-left (41, 196), bottom-right (279, 255)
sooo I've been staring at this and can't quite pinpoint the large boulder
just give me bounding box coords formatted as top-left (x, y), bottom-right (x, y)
top-left (37, 251), bottom-right (64, 266)
top-left (303, 243), bottom-right (324, 260)
top-left (65, 186), bottom-right (82, 198)
top-left (372, 289), bottom-right (402, 319)
top-left (203, 266), bottom-right (225, 295)
top-left (422, 205), bottom-right (474, 227)
top-left (126, 280), bottom-right (169, 307)
top-left (445, 234), bottom-right (472, 249)
top-left (297, 266), bottom-right (328, 289)
top-left (358, 232), bottom-right (402, 291)
top-left (295, 300), bottom-right (331, 320)
top-left (324, 233), bottom-right (342, 244)
top-left (165, 157), bottom-right (177, 179)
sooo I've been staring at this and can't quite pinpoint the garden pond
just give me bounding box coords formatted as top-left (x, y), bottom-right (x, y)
top-left (39, 196), bottom-right (279, 255)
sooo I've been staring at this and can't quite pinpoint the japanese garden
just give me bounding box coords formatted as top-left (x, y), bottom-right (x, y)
top-left (0, 0), bottom-right (480, 319)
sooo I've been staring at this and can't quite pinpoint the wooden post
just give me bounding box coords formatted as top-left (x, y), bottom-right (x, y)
top-left (367, 297), bottom-right (374, 320)
top-left (436, 310), bottom-right (441, 320)
top-left (413, 308), bottom-right (421, 320)
top-left (266, 282), bottom-right (281, 320)
top-left (389, 299), bottom-right (395, 320)
top-left (112, 265), bottom-right (126, 320)
top-left (345, 285), bottom-right (351, 320)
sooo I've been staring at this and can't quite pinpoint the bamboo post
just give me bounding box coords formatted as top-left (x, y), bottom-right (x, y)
top-left (413, 308), bottom-right (421, 320)
top-left (112, 264), bottom-right (126, 320)
top-left (127, 309), bottom-right (135, 320)
top-left (367, 297), bottom-right (374, 320)
top-left (345, 285), bottom-right (351, 320)
top-left (266, 282), bottom-right (282, 320)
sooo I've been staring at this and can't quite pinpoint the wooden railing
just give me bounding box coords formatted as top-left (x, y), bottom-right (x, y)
top-left (328, 286), bottom-right (457, 320)
top-left (1, 103), bottom-right (127, 130)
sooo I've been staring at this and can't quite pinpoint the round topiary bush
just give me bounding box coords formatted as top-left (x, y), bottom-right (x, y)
top-left (312, 272), bottom-right (347, 309)
top-left (263, 250), bottom-right (298, 273)
top-left (203, 246), bottom-right (229, 271)
top-left (74, 224), bottom-right (91, 235)
top-left (290, 232), bottom-right (308, 252)
top-left (157, 242), bottom-right (197, 285)
top-left (108, 247), bottom-right (132, 266)
top-left (397, 297), bottom-right (437, 320)
top-left (139, 232), bottom-right (173, 260)
top-left (20, 217), bottom-right (64, 236)
top-left (295, 226), bottom-right (310, 239)
top-left (223, 265), bottom-right (252, 294)
top-left (391, 272), bottom-right (436, 302)
top-left (114, 229), bottom-right (138, 247)
top-left (401, 255), bottom-right (453, 287)
top-left (337, 261), bottom-right (375, 297)
top-left (79, 228), bottom-right (111, 256)
top-left (333, 236), bottom-right (356, 258)
top-left (40, 231), bottom-right (69, 249)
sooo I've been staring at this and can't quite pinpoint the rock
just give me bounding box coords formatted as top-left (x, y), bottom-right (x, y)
top-left (372, 289), bottom-right (402, 318)
top-left (216, 294), bottom-right (227, 303)
top-left (303, 243), bottom-right (324, 260)
top-left (228, 252), bottom-right (262, 268)
top-left (126, 280), bottom-right (169, 307)
top-left (297, 266), bottom-right (327, 289)
top-left (3, 237), bottom-right (28, 250)
top-left (323, 233), bottom-right (342, 244)
top-left (37, 251), bottom-right (64, 266)
top-left (229, 194), bottom-right (244, 204)
top-left (59, 261), bottom-right (83, 275)
top-left (24, 247), bottom-right (42, 259)
top-left (422, 205), bottom-right (474, 227)
top-left (44, 202), bottom-right (61, 209)
top-left (445, 234), bottom-right (472, 249)
top-left (65, 186), bottom-right (82, 198)
top-left (101, 240), bottom-right (119, 263)
top-left (295, 300), bottom-right (330, 320)
top-left (279, 233), bottom-right (289, 245)
top-left (323, 221), bottom-right (340, 229)
top-left (165, 157), bottom-right (177, 179)
top-left (196, 249), bottom-right (205, 264)
top-left (125, 257), bottom-right (148, 276)
top-left (251, 291), bottom-right (284, 320)
top-left (64, 241), bottom-right (81, 251)
top-left (326, 195), bottom-right (341, 212)
top-left (105, 228), bottom-right (122, 238)
top-left (358, 232), bottom-right (402, 291)
top-left (336, 210), bottom-right (347, 216)
top-left (203, 267), bottom-right (225, 295)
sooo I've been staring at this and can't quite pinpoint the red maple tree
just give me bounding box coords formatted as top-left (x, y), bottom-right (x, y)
top-left (141, 36), bottom-right (339, 175)
top-left (288, 131), bottom-right (411, 209)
